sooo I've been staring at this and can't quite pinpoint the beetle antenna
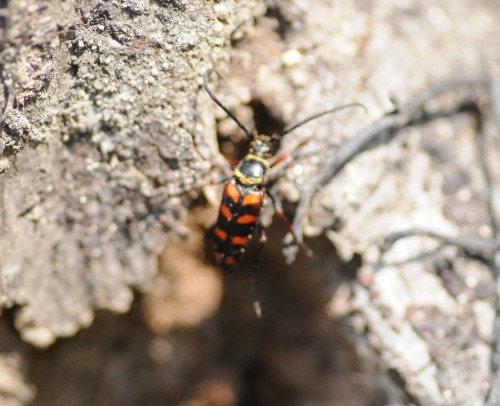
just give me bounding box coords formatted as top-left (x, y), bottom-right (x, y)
top-left (204, 70), bottom-right (255, 140)
top-left (276, 102), bottom-right (367, 140)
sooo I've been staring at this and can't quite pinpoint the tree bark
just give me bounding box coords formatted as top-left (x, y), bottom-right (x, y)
top-left (1, 0), bottom-right (499, 405)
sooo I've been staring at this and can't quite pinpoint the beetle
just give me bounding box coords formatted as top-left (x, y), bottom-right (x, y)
top-left (203, 70), bottom-right (363, 271)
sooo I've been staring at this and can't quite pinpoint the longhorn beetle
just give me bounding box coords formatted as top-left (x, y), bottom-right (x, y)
top-left (203, 70), bottom-right (364, 272)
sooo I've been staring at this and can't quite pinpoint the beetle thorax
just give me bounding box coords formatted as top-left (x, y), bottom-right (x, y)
top-left (234, 155), bottom-right (269, 186)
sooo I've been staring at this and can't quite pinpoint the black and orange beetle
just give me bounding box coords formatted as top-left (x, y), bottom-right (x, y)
top-left (203, 70), bottom-right (363, 272)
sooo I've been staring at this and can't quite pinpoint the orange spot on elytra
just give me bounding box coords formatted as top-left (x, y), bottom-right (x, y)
top-left (232, 236), bottom-right (249, 245)
top-left (220, 204), bottom-right (233, 220)
top-left (225, 182), bottom-right (240, 203)
top-left (225, 256), bottom-right (236, 266)
top-left (213, 252), bottom-right (224, 262)
top-left (241, 193), bottom-right (262, 207)
top-left (237, 214), bottom-right (258, 224)
top-left (214, 227), bottom-right (228, 241)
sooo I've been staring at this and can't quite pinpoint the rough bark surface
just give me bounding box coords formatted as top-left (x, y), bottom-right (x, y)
top-left (0, 0), bottom-right (260, 346)
top-left (1, 0), bottom-right (499, 405)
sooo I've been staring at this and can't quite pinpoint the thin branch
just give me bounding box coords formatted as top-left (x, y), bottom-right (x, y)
top-left (286, 75), bottom-right (490, 264)
top-left (379, 228), bottom-right (500, 257)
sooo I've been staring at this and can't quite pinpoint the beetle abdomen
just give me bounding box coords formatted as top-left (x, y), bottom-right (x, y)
top-left (210, 180), bottom-right (264, 270)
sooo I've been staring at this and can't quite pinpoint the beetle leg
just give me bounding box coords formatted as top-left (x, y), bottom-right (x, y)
top-left (266, 188), bottom-right (313, 259)
top-left (190, 175), bottom-right (231, 194)
top-left (178, 175), bottom-right (231, 207)
top-left (256, 221), bottom-right (267, 261)
top-left (266, 188), bottom-right (299, 244)
top-left (252, 221), bottom-right (267, 318)
top-left (269, 139), bottom-right (308, 168)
